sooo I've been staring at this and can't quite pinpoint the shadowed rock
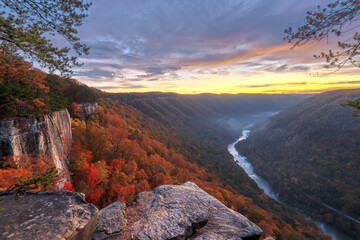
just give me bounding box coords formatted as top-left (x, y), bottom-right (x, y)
top-left (91, 201), bottom-right (126, 240)
top-left (132, 182), bottom-right (262, 240)
top-left (77, 102), bottom-right (98, 121)
top-left (0, 191), bottom-right (98, 240)
top-left (0, 109), bottom-right (72, 183)
top-left (194, 232), bottom-right (226, 240)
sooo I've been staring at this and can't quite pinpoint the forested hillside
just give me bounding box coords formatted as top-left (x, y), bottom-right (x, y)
top-left (69, 97), bottom-right (328, 239)
top-left (237, 89), bottom-right (360, 238)
top-left (110, 93), bottom-right (308, 138)
top-left (0, 48), bottom-right (99, 119)
top-left (0, 50), bottom-right (330, 239)
top-left (109, 92), bottom-right (306, 194)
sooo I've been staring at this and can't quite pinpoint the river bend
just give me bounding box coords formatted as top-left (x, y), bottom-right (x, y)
top-left (228, 129), bottom-right (353, 240)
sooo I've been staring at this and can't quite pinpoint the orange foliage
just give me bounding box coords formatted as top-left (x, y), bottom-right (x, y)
top-left (0, 168), bottom-right (32, 190)
top-left (63, 181), bottom-right (75, 191)
top-left (68, 99), bottom-right (324, 239)
top-left (68, 102), bottom-right (83, 119)
top-left (0, 47), bottom-right (49, 115)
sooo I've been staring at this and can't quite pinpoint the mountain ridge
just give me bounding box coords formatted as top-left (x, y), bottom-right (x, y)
top-left (236, 89), bottom-right (360, 238)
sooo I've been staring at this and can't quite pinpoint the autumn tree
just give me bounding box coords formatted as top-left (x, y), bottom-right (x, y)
top-left (285, 0), bottom-right (360, 114)
top-left (68, 102), bottom-right (83, 119)
top-left (0, 0), bottom-right (91, 74)
top-left (0, 47), bottom-right (49, 117)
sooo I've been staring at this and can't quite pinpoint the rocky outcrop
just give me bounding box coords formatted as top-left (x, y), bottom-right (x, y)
top-left (1, 182), bottom-right (263, 240)
top-left (91, 202), bottom-right (127, 240)
top-left (0, 109), bottom-right (72, 181)
top-left (131, 182), bottom-right (263, 240)
top-left (0, 191), bottom-right (98, 240)
top-left (77, 102), bottom-right (98, 120)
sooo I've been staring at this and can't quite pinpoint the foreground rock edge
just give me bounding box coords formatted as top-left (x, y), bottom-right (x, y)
top-left (130, 182), bottom-right (263, 240)
top-left (1, 182), bottom-right (264, 240)
top-left (0, 191), bottom-right (98, 240)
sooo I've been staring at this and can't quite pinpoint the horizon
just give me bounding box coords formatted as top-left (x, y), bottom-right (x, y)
top-left (67, 0), bottom-right (360, 94)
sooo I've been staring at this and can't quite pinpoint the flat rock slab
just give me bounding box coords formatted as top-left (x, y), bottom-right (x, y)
top-left (0, 191), bottom-right (98, 240)
top-left (91, 201), bottom-right (126, 240)
top-left (132, 182), bottom-right (262, 240)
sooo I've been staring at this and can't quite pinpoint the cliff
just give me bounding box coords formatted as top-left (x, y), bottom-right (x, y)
top-left (0, 182), bottom-right (264, 240)
top-left (0, 109), bottom-right (72, 182)
top-left (77, 102), bottom-right (98, 120)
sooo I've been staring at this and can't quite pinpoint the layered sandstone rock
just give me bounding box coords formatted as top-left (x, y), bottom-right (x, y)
top-left (0, 109), bottom-right (72, 181)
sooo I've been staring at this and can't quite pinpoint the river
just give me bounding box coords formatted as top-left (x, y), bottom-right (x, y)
top-left (228, 129), bottom-right (354, 240)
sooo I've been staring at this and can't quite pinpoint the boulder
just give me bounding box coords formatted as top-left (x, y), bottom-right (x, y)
top-left (0, 191), bottom-right (98, 240)
top-left (131, 182), bottom-right (262, 240)
top-left (91, 201), bottom-right (126, 240)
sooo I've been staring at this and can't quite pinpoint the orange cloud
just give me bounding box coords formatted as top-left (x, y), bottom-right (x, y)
top-left (183, 43), bottom-right (293, 67)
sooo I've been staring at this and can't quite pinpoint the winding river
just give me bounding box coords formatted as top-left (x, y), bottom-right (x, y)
top-left (228, 129), bottom-right (354, 240)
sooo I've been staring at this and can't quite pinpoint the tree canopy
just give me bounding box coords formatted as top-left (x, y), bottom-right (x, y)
top-left (285, 0), bottom-right (360, 115)
top-left (0, 0), bottom-right (91, 74)
top-left (285, 0), bottom-right (360, 69)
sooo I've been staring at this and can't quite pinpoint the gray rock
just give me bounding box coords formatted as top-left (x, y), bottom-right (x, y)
top-left (264, 238), bottom-right (275, 240)
top-left (132, 182), bottom-right (262, 240)
top-left (77, 102), bottom-right (98, 121)
top-left (0, 191), bottom-right (98, 240)
top-left (194, 231), bottom-right (226, 240)
top-left (0, 109), bottom-right (72, 183)
top-left (91, 201), bottom-right (126, 240)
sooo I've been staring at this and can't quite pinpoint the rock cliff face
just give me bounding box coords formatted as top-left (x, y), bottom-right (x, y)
top-left (0, 182), bottom-right (264, 240)
top-left (77, 102), bottom-right (98, 120)
top-left (0, 109), bottom-right (72, 181)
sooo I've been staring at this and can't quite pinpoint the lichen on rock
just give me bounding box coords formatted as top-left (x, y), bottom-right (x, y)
top-left (131, 182), bottom-right (263, 240)
top-left (0, 191), bottom-right (98, 240)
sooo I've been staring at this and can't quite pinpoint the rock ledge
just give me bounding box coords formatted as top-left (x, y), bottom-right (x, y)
top-left (0, 191), bottom-right (98, 240)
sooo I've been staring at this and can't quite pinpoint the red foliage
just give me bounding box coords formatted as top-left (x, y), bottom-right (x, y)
top-left (0, 168), bottom-right (32, 190)
top-left (67, 100), bottom-right (322, 238)
top-left (68, 102), bottom-right (83, 119)
top-left (110, 158), bottom-right (122, 171)
top-left (63, 181), bottom-right (75, 191)
top-left (0, 47), bottom-right (49, 115)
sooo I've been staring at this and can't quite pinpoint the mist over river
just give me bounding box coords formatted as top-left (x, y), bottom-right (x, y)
top-left (228, 129), bottom-right (354, 240)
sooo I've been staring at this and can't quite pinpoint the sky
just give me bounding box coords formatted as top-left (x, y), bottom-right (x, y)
top-left (71, 0), bottom-right (360, 94)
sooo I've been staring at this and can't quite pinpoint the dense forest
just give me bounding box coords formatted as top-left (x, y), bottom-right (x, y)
top-left (68, 98), bottom-right (329, 239)
top-left (237, 89), bottom-right (360, 238)
top-left (0, 48), bottom-right (99, 118)
top-left (0, 50), bottom-right (331, 239)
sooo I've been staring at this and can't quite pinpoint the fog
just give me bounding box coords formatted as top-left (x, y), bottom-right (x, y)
top-left (212, 111), bottom-right (279, 137)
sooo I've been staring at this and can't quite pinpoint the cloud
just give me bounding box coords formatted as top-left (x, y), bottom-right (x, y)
top-left (197, 69), bottom-right (230, 75)
top-left (71, 0), bottom-right (339, 92)
top-left (324, 80), bottom-right (360, 85)
top-left (96, 86), bottom-right (121, 90)
top-left (72, 68), bottom-right (114, 78)
top-left (260, 64), bottom-right (311, 73)
top-left (291, 65), bottom-right (310, 71)
top-left (118, 83), bottom-right (148, 89)
top-left (238, 82), bottom-right (308, 88)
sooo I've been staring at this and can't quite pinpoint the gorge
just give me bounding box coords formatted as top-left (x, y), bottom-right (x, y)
top-left (1, 86), bottom-right (356, 239)
top-left (229, 129), bottom-right (354, 240)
